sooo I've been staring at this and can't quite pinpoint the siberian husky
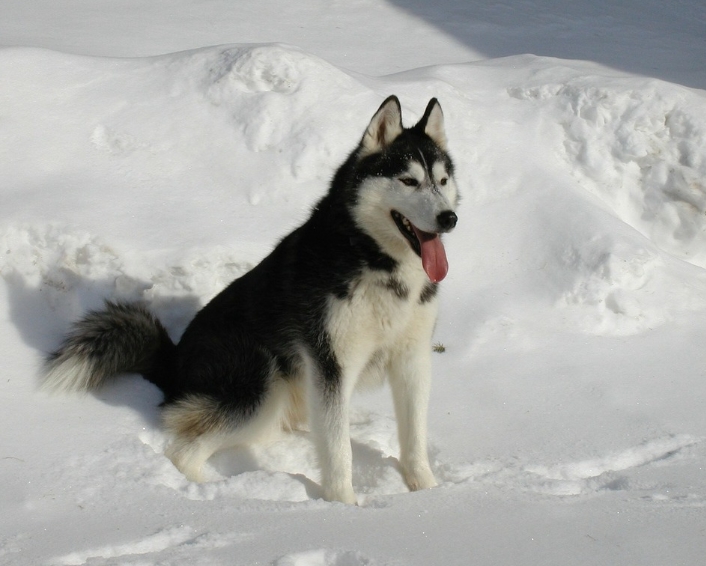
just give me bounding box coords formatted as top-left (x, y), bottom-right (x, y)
top-left (44, 96), bottom-right (459, 504)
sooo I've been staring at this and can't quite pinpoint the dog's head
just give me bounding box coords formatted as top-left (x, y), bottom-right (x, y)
top-left (351, 96), bottom-right (459, 283)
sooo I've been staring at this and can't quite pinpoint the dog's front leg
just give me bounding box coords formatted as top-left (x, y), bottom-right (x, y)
top-left (308, 369), bottom-right (357, 504)
top-left (389, 349), bottom-right (437, 491)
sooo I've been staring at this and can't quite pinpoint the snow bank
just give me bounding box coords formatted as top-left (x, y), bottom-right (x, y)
top-left (3, 47), bottom-right (705, 340)
top-left (0, 45), bottom-right (373, 251)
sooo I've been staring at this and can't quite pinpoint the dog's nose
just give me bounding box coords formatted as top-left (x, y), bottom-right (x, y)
top-left (436, 210), bottom-right (458, 232)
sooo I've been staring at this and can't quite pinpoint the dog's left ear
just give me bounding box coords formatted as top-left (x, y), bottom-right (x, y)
top-left (416, 98), bottom-right (447, 150)
top-left (360, 95), bottom-right (404, 157)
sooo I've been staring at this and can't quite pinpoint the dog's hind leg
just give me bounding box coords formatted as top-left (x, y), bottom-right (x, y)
top-left (162, 395), bottom-right (238, 482)
top-left (162, 378), bottom-right (293, 482)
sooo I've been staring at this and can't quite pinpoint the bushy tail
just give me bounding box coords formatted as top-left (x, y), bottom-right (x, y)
top-left (43, 301), bottom-right (175, 394)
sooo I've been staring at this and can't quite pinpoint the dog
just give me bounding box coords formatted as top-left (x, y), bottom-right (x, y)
top-left (43, 96), bottom-right (459, 504)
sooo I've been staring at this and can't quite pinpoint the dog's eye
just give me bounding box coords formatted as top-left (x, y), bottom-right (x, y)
top-left (439, 177), bottom-right (448, 186)
top-left (399, 177), bottom-right (419, 187)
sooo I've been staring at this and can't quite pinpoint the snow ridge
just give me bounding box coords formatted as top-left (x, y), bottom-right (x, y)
top-left (53, 526), bottom-right (195, 566)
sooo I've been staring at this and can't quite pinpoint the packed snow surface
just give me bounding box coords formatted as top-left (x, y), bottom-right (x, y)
top-left (1, 2), bottom-right (706, 565)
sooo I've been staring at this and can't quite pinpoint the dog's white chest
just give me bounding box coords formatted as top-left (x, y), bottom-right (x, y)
top-left (325, 267), bottom-right (437, 380)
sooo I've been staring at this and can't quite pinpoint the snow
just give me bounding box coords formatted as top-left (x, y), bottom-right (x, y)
top-left (1, 2), bottom-right (706, 565)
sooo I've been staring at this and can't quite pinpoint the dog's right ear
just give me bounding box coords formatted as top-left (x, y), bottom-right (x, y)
top-left (360, 95), bottom-right (403, 157)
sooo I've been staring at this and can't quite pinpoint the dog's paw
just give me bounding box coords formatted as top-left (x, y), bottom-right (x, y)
top-left (322, 482), bottom-right (358, 505)
top-left (402, 463), bottom-right (437, 492)
top-left (165, 444), bottom-right (206, 483)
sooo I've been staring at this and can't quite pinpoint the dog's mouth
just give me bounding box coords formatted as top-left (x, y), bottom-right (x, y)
top-left (391, 210), bottom-right (449, 283)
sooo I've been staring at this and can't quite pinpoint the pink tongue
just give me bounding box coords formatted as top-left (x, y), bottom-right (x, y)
top-left (413, 227), bottom-right (448, 283)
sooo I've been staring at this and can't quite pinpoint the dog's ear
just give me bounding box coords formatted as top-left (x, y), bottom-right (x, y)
top-left (360, 95), bottom-right (403, 156)
top-left (416, 98), bottom-right (447, 150)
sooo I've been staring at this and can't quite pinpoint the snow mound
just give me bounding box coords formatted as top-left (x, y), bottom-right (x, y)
top-left (546, 215), bottom-right (706, 335)
top-left (510, 78), bottom-right (706, 267)
top-left (446, 66), bottom-right (706, 336)
top-left (196, 44), bottom-right (367, 157)
top-left (0, 44), bottom-right (376, 242)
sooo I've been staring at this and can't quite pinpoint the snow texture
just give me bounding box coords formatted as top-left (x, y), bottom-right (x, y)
top-left (1, 2), bottom-right (706, 565)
